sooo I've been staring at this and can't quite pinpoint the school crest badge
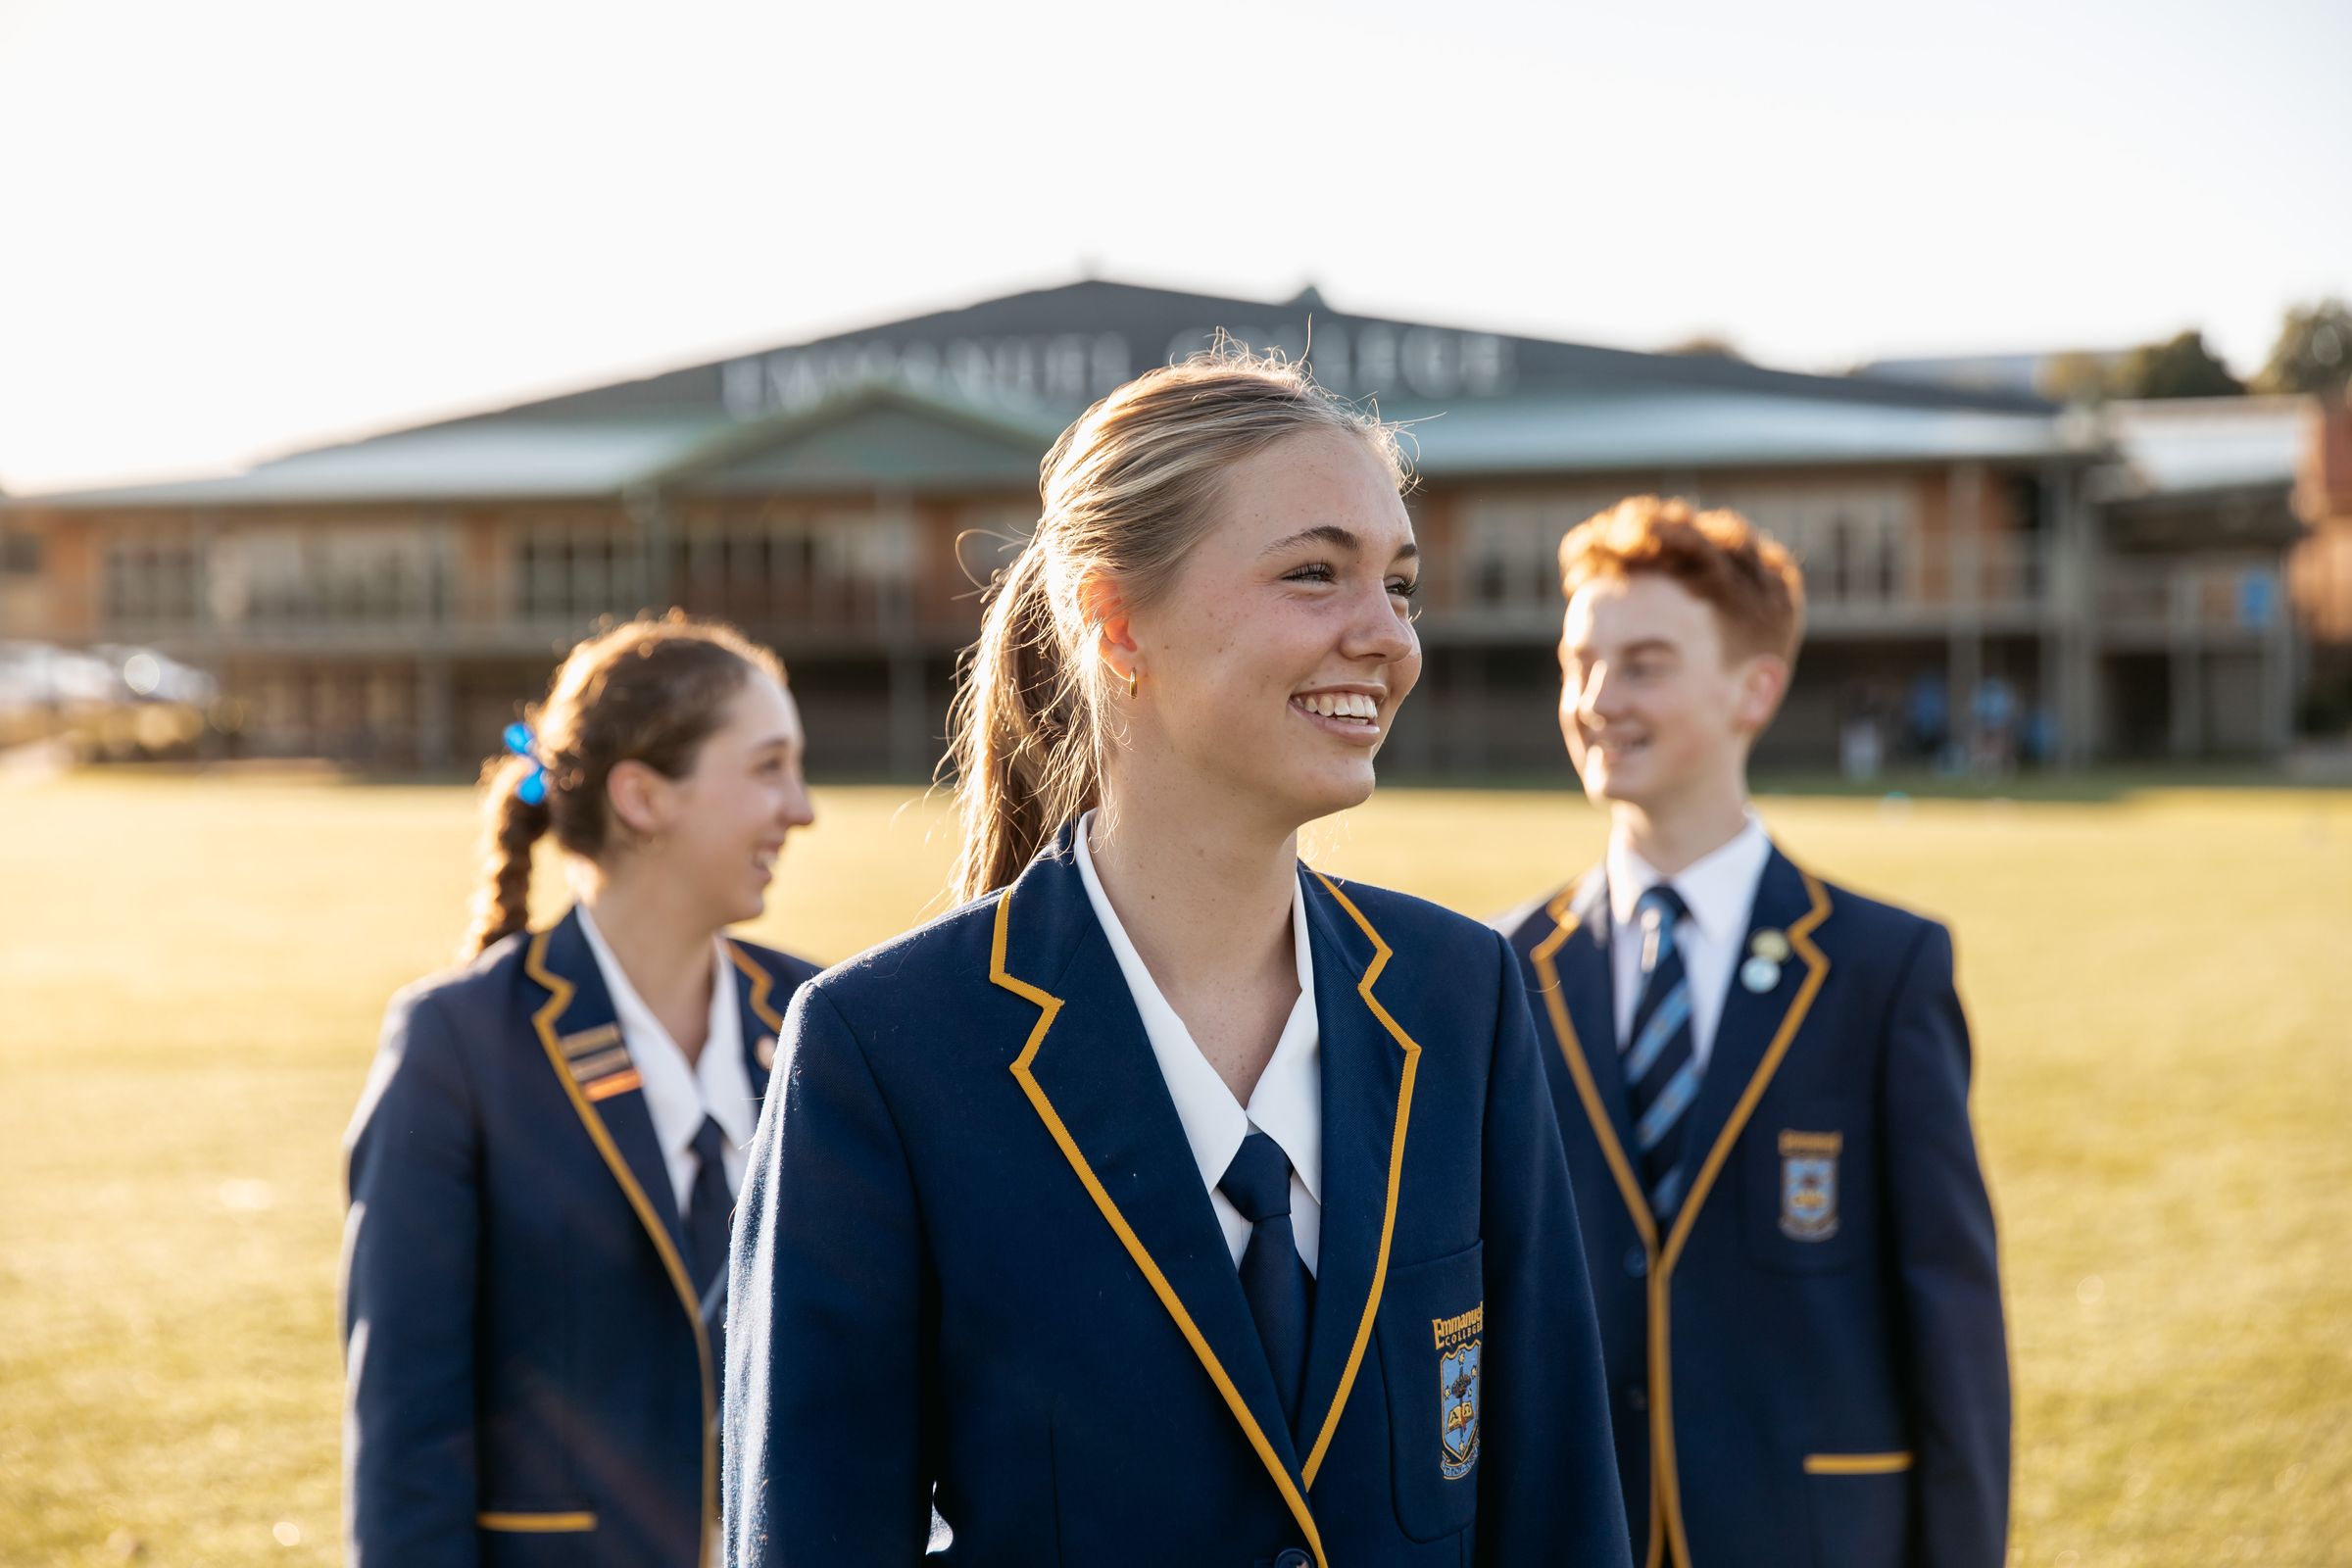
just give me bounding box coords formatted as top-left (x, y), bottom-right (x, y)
top-left (1778, 1130), bottom-right (1842, 1242)
top-left (1433, 1302), bottom-right (1483, 1480)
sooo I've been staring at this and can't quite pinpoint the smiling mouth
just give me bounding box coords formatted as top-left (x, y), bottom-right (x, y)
top-left (1292, 690), bottom-right (1383, 739)
top-left (1587, 731), bottom-right (1649, 760)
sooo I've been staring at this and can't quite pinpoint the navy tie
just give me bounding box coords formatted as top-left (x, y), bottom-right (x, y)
top-left (1220, 1131), bottom-right (1313, 1435)
top-left (1626, 886), bottom-right (1701, 1218)
top-left (684, 1114), bottom-right (733, 1307)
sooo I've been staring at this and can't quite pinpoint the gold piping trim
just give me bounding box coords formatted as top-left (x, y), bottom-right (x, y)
top-left (1298, 871), bottom-right (1420, 1492)
top-left (726, 940), bottom-right (787, 1034)
top-left (526, 931), bottom-right (716, 1568)
top-left (476, 1510), bottom-right (597, 1533)
top-left (1803, 1451), bottom-right (1914, 1476)
top-left (1653, 872), bottom-right (1833, 1568)
top-left (993, 890), bottom-right (1332, 1568)
top-left (1529, 885), bottom-right (1666, 1567)
top-left (1533, 872), bottom-right (1833, 1568)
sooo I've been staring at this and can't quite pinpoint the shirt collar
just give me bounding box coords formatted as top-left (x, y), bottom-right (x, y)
top-left (573, 903), bottom-right (754, 1154)
top-left (1071, 810), bottom-right (1321, 1203)
top-left (1606, 811), bottom-right (1774, 943)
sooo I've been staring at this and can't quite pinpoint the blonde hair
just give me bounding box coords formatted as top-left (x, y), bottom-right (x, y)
top-left (463, 612), bottom-right (786, 956)
top-left (942, 345), bottom-right (1406, 903)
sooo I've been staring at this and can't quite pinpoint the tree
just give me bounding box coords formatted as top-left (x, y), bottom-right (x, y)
top-left (1661, 333), bottom-right (1744, 361)
top-left (2108, 330), bottom-right (2245, 399)
top-left (2254, 299), bottom-right (2352, 397)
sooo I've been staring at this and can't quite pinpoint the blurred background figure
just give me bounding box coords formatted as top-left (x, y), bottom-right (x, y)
top-left (341, 614), bottom-right (818, 1568)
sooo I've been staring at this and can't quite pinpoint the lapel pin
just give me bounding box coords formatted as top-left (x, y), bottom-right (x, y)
top-left (1740, 955), bottom-right (1783, 993)
top-left (1749, 929), bottom-right (1789, 962)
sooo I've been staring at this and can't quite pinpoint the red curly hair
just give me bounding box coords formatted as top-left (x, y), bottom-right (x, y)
top-left (1557, 495), bottom-right (1805, 665)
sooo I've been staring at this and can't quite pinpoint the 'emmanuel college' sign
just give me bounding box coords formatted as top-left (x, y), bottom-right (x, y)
top-left (721, 317), bottom-right (1520, 420)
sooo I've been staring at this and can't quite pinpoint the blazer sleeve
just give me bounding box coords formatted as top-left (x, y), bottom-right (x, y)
top-left (1883, 922), bottom-right (2011, 1568)
top-left (1475, 931), bottom-right (1635, 1568)
top-left (724, 981), bottom-right (931, 1564)
top-left (340, 987), bottom-right (482, 1568)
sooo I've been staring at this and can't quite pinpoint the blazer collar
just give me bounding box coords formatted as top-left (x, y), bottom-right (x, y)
top-left (1528, 870), bottom-right (1656, 1251)
top-left (721, 941), bottom-right (788, 1100)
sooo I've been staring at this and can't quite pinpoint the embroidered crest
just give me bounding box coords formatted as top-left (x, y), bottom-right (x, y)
top-left (1778, 1130), bottom-right (1842, 1241)
top-left (1433, 1301), bottom-right (1483, 1480)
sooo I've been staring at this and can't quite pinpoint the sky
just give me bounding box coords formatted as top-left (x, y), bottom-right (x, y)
top-left (0, 0), bottom-right (2343, 496)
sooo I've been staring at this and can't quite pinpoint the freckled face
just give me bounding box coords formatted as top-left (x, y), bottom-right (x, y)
top-left (1122, 429), bottom-right (1423, 831)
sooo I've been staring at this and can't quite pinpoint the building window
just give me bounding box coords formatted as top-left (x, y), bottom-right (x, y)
top-left (1, 529), bottom-right (39, 576)
top-left (1694, 481), bottom-right (1917, 609)
top-left (512, 518), bottom-right (639, 625)
top-left (670, 507), bottom-right (913, 632)
top-left (209, 523), bottom-right (450, 629)
top-left (102, 538), bottom-right (201, 626)
top-left (1457, 492), bottom-right (1624, 613)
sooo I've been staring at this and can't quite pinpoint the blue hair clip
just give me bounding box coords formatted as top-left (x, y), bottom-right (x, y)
top-left (503, 721), bottom-right (550, 807)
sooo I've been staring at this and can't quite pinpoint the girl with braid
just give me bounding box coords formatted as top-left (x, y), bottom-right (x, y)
top-left (341, 613), bottom-right (820, 1568)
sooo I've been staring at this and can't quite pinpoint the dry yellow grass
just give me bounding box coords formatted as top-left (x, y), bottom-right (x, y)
top-left (2, 774), bottom-right (2347, 1565)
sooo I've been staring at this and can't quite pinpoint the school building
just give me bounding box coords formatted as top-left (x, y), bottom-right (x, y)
top-left (0, 279), bottom-right (2318, 777)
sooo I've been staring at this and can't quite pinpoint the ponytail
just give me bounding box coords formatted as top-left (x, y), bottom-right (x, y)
top-left (944, 542), bottom-right (1102, 904)
top-left (456, 612), bottom-right (786, 957)
top-left (462, 754), bottom-right (551, 957)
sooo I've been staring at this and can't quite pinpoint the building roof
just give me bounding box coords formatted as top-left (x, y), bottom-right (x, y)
top-left (2099, 396), bottom-right (2310, 498)
top-left (12, 278), bottom-right (2082, 511)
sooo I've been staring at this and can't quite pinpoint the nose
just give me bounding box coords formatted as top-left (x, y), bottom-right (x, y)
top-left (781, 775), bottom-right (815, 830)
top-left (1340, 579), bottom-right (1418, 666)
top-left (1576, 661), bottom-right (1628, 726)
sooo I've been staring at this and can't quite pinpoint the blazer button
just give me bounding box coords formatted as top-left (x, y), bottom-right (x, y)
top-left (1625, 1247), bottom-right (1648, 1277)
top-left (1274, 1551), bottom-right (1314, 1568)
top-left (1626, 1385), bottom-right (1649, 1413)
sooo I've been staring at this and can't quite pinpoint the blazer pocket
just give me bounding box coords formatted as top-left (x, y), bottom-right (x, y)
top-left (1802, 1453), bottom-right (1911, 1568)
top-left (1371, 1241), bottom-right (1484, 1544)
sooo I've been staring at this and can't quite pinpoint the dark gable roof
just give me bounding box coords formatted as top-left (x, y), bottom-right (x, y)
top-left (491, 277), bottom-right (2059, 428)
top-left (12, 277), bottom-right (2075, 509)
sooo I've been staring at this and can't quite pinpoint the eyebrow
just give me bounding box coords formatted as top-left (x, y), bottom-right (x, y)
top-left (1564, 637), bottom-right (1679, 660)
top-left (1261, 523), bottom-right (1419, 564)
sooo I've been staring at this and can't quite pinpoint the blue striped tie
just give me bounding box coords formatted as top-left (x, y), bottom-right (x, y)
top-left (1625, 886), bottom-right (1699, 1218)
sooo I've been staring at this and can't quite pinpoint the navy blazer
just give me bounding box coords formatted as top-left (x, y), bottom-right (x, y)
top-left (1499, 848), bottom-right (2010, 1568)
top-left (341, 907), bottom-right (819, 1568)
top-left (724, 828), bottom-right (1632, 1568)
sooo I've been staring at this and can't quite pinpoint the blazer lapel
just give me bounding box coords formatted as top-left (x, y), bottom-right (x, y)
top-left (1529, 871), bottom-right (1658, 1251)
top-left (994, 830), bottom-right (1323, 1557)
top-left (1295, 870), bottom-right (1420, 1494)
top-left (526, 910), bottom-right (689, 1257)
top-left (724, 941), bottom-right (786, 1101)
top-left (1661, 847), bottom-right (1834, 1270)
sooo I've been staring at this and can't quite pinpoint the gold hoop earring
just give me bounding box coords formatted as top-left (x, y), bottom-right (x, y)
top-left (1127, 668), bottom-right (1139, 700)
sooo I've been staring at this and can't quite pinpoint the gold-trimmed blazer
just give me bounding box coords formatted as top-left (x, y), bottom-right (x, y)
top-left (341, 907), bottom-right (818, 1568)
top-left (1500, 847), bottom-right (2009, 1568)
top-left (722, 825), bottom-right (1632, 1568)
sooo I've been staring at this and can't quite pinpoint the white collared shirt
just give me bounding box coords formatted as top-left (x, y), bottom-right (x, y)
top-left (574, 904), bottom-right (755, 1217)
top-left (1606, 814), bottom-right (1774, 1072)
top-left (1072, 809), bottom-right (1322, 1276)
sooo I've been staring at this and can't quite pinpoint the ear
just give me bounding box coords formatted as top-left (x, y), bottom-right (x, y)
top-left (1075, 569), bottom-right (1139, 685)
top-left (604, 759), bottom-right (676, 839)
top-left (1732, 654), bottom-right (1789, 735)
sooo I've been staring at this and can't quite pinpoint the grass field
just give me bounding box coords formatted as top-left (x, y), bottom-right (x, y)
top-left (3, 773), bottom-right (2348, 1565)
